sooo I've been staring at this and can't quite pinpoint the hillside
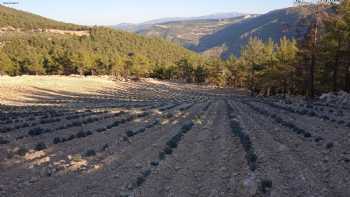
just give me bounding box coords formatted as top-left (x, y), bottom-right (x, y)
top-left (0, 5), bottom-right (200, 76)
top-left (126, 7), bottom-right (311, 58)
top-left (193, 7), bottom-right (311, 57)
top-left (137, 16), bottom-right (254, 49)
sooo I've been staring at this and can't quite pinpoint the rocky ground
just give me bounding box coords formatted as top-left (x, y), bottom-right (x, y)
top-left (0, 76), bottom-right (349, 197)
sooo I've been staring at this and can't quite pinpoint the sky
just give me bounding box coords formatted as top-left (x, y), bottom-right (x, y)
top-left (3, 0), bottom-right (294, 25)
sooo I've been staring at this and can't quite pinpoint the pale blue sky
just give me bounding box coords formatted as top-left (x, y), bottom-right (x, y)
top-left (5, 0), bottom-right (293, 25)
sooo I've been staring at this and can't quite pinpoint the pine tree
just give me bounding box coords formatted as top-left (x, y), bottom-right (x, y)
top-left (0, 49), bottom-right (16, 75)
top-left (240, 37), bottom-right (266, 94)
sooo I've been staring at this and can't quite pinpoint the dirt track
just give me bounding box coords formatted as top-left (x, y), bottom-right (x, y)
top-left (0, 76), bottom-right (349, 197)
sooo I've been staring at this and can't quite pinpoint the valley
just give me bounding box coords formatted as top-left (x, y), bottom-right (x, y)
top-left (117, 7), bottom-right (309, 57)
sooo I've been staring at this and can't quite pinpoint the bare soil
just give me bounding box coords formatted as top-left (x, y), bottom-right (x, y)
top-left (0, 76), bottom-right (349, 197)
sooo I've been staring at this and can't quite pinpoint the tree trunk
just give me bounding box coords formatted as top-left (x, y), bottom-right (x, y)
top-left (333, 55), bottom-right (339, 92)
top-left (303, 56), bottom-right (309, 96)
top-left (309, 52), bottom-right (315, 98)
top-left (250, 68), bottom-right (255, 96)
top-left (333, 38), bottom-right (341, 92)
top-left (309, 13), bottom-right (319, 98)
top-left (346, 65), bottom-right (350, 92)
top-left (267, 87), bottom-right (271, 97)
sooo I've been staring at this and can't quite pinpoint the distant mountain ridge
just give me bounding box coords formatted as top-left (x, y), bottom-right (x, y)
top-left (136, 16), bottom-right (256, 50)
top-left (192, 7), bottom-right (312, 57)
top-left (112, 12), bottom-right (247, 32)
top-left (116, 7), bottom-right (312, 58)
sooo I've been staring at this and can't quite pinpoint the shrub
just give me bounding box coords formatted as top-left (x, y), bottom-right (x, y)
top-left (304, 132), bottom-right (312, 138)
top-left (314, 137), bottom-right (324, 143)
top-left (16, 147), bottom-right (28, 156)
top-left (71, 121), bottom-right (82, 127)
top-left (260, 179), bottom-right (273, 193)
top-left (164, 147), bottom-right (173, 155)
top-left (96, 128), bottom-right (107, 133)
top-left (159, 152), bottom-right (166, 160)
top-left (0, 127), bottom-right (11, 133)
top-left (143, 169), bottom-right (151, 177)
top-left (111, 121), bottom-right (120, 127)
top-left (321, 115), bottom-right (330, 120)
top-left (308, 111), bottom-right (316, 117)
top-left (76, 131), bottom-right (87, 138)
top-left (338, 120), bottom-right (345, 125)
top-left (53, 137), bottom-right (62, 144)
top-left (137, 128), bottom-right (146, 134)
top-left (150, 161), bottom-right (159, 166)
top-left (84, 149), bottom-right (96, 157)
top-left (326, 142), bottom-right (334, 149)
top-left (28, 127), bottom-right (44, 136)
top-left (101, 144), bottom-right (109, 151)
top-left (247, 153), bottom-right (257, 171)
top-left (136, 176), bottom-right (146, 187)
top-left (182, 122), bottom-right (194, 133)
top-left (126, 130), bottom-right (135, 137)
top-left (34, 142), bottom-right (47, 151)
top-left (167, 134), bottom-right (182, 148)
top-left (67, 135), bottom-right (75, 141)
top-left (0, 137), bottom-right (10, 144)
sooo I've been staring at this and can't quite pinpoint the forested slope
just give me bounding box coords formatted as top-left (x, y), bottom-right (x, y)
top-left (0, 5), bottom-right (200, 77)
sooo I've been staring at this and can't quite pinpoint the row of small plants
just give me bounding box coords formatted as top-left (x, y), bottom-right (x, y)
top-left (24, 111), bottom-right (128, 139)
top-left (125, 102), bottom-right (212, 193)
top-left (244, 101), bottom-right (338, 150)
top-left (52, 102), bottom-right (185, 146)
top-left (259, 100), bottom-right (350, 128)
top-left (4, 103), bottom-right (180, 157)
top-left (19, 112), bottom-right (150, 155)
top-left (1, 110), bottom-right (104, 134)
top-left (226, 101), bottom-right (257, 172)
top-left (51, 112), bottom-right (150, 146)
top-left (245, 101), bottom-right (313, 139)
top-left (1, 101), bottom-right (164, 133)
top-left (226, 100), bottom-right (273, 194)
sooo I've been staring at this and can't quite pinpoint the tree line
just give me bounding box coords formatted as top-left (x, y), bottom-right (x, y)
top-left (0, 27), bottom-right (200, 78)
top-left (155, 0), bottom-right (350, 97)
top-left (1, 1), bottom-right (350, 97)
